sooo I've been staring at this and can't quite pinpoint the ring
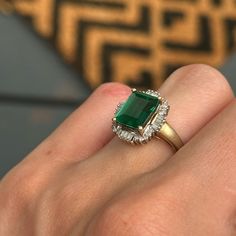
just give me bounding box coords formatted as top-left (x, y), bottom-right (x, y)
top-left (112, 88), bottom-right (183, 151)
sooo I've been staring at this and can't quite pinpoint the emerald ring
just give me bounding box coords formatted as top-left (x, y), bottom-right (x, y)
top-left (112, 88), bottom-right (183, 151)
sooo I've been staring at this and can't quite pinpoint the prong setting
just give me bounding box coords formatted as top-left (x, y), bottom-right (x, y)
top-left (138, 126), bottom-right (143, 133)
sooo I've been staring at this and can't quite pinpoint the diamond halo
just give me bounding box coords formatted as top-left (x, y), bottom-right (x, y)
top-left (112, 89), bottom-right (170, 144)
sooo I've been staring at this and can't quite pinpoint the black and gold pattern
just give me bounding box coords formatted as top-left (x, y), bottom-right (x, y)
top-left (12, 0), bottom-right (236, 89)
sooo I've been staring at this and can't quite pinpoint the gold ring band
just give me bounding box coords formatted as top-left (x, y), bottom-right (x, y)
top-left (157, 122), bottom-right (183, 151)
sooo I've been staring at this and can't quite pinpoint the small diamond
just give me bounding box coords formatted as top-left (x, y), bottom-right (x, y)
top-left (151, 123), bottom-right (157, 129)
top-left (159, 110), bottom-right (166, 116)
top-left (139, 137), bottom-right (145, 143)
top-left (117, 129), bottom-right (122, 135)
top-left (126, 133), bottom-right (133, 141)
top-left (133, 136), bottom-right (140, 143)
top-left (143, 125), bottom-right (154, 138)
top-left (155, 117), bottom-right (162, 123)
top-left (145, 90), bottom-right (160, 97)
top-left (120, 131), bottom-right (127, 138)
top-left (151, 123), bottom-right (160, 131)
top-left (112, 125), bottom-right (117, 133)
top-left (161, 101), bottom-right (169, 109)
top-left (119, 131), bottom-right (132, 141)
top-left (160, 115), bottom-right (165, 120)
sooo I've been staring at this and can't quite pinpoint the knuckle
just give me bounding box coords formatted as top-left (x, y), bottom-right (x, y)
top-left (0, 165), bottom-right (41, 212)
top-left (36, 179), bottom-right (80, 232)
top-left (95, 82), bottom-right (130, 98)
top-left (91, 192), bottom-right (182, 236)
top-left (42, 183), bottom-right (73, 215)
top-left (173, 64), bottom-right (233, 98)
top-left (90, 201), bottom-right (143, 236)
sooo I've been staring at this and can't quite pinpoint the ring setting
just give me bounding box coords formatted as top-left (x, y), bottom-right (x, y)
top-left (112, 88), bottom-right (183, 151)
top-left (112, 88), bottom-right (169, 144)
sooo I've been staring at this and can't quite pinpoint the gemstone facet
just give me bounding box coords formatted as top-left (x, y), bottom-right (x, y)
top-left (115, 91), bottom-right (160, 129)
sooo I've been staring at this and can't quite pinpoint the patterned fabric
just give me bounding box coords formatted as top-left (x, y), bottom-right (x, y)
top-left (11, 0), bottom-right (236, 89)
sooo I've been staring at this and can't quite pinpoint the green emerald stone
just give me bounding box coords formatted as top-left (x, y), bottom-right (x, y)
top-left (115, 91), bottom-right (160, 129)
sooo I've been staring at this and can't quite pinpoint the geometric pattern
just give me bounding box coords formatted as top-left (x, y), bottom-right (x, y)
top-left (8, 0), bottom-right (236, 89)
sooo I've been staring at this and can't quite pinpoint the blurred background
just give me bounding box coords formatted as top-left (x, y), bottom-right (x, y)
top-left (1, 1), bottom-right (236, 177)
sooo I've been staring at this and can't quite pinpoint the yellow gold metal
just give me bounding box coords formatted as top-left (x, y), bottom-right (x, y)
top-left (138, 125), bottom-right (144, 135)
top-left (156, 122), bottom-right (183, 151)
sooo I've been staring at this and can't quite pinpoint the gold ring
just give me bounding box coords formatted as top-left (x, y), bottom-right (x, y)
top-left (112, 88), bottom-right (183, 152)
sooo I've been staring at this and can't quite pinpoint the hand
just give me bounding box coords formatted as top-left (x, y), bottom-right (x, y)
top-left (0, 64), bottom-right (235, 236)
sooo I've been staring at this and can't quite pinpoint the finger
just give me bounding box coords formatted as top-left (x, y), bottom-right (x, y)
top-left (0, 83), bottom-right (130, 204)
top-left (96, 64), bottom-right (234, 174)
top-left (163, 99), bottom-right (236, 193)
top-left (24, 82), bottom-right (131, 165)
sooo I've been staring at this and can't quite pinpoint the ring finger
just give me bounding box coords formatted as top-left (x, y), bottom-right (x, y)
top-left (96, 64), bottom-right (234, 174)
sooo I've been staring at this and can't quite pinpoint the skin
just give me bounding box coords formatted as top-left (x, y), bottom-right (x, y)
top-left (0, 64), bottom-right (235, 236)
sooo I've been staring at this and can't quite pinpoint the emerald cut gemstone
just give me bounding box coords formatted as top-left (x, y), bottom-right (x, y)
top-left (115, 91), bottom-right (160, 129)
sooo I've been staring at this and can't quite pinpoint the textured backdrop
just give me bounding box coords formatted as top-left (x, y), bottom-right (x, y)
top-left (8, 0), bottom-right (236, 88)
